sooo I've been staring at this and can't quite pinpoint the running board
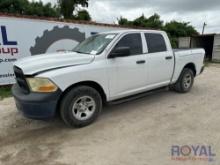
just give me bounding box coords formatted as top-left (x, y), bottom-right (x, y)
top-left (107, 87), bottom-right (167, 105)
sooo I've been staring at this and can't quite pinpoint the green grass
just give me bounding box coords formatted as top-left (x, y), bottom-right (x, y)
top-left (0, 86), bottom-right (12, 100)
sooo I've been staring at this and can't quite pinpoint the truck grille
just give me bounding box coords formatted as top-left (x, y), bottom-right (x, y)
top-left (13, 66), bottom-right (29, 93)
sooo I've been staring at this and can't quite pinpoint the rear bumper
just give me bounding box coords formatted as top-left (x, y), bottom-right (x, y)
top-left (12, 84), bottom-right (62, 119)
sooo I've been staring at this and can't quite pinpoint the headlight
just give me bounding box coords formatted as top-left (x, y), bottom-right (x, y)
top-left (26, 78), bottom-right (58, 93)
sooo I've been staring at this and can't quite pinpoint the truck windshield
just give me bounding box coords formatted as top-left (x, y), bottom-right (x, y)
top-left (73, 33), bottom-right (117, 55)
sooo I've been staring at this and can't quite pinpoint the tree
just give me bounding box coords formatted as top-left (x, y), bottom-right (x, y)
top-left (0, 0), bottom-right (92, 21)
top-left (133, 14), bottom-right (147, 27)
top-left (25, 1), bottom-right (59, 17)
top-left (163, 21), bottom-right (198, 38)
top-left (163, 21), bottom-right (198, 47)
top-left (42, 3), bottom-right (59, 17)
top-left (118, 13), bottom-right (163, 29)
top-left (133, 14), bottom-right (163, 29)
top-left (58, 0), bottom-right (88, 19)
top-left (117, 16), bottom-right (132, 26)
top-left (0, 0), bottom-right (59, 17)
top-left (145, 14), bottom-right (163, 29)
top-left (75, 10), bottom-right (91, 21)
top-left (117, 14), bottom-right (198, 48)
top-left (0, 0), bottom-right (29, 14)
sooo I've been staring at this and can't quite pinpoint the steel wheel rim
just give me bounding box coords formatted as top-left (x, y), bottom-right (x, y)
top-left (183, 73), bottom-right (192, 89)
top-left (72, 96), bottom-right (96, 121)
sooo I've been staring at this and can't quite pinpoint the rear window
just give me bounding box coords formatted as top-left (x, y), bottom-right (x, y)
top-left (145, 33), bottom-right (167, 53)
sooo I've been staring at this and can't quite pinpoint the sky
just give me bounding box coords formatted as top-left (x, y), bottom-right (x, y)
top-left (39, 0), bottom-right (220, 34)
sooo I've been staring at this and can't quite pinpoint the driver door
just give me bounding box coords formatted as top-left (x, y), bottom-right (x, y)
top-left (107, 33), bottom-right (147, 100)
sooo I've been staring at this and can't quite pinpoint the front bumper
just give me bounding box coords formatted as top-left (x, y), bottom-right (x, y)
top-left (12, 84), bottom-right (62, 119)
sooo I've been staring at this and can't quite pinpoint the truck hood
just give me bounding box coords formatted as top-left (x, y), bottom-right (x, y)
top-left (14, 51), bottom-right (95, 75)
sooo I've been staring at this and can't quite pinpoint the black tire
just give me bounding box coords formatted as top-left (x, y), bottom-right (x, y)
top-left (60, 86), bottom-right (102, 127)
top-left (173, 68), bottom-right (194, 93)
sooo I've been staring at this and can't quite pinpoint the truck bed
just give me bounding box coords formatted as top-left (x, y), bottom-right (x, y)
top-left (173, 48), bottom-right (203, 52)
top-left (171, 48), bottom-right (205, 83)
top-left (173, 48), bottom-right (204, 56)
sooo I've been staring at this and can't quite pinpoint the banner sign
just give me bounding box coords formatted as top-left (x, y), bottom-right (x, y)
top-left (0, 16), bottom-right (123, 85)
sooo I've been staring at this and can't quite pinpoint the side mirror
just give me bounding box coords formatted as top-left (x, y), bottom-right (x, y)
top-left (109, 46), bottom-right (130, 58)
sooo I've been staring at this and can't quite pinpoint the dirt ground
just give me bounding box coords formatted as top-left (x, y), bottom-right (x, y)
top-left (0, 64), bottom-right (220, 165)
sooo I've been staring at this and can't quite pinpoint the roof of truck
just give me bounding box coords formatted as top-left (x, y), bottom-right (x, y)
top-left (101, 29), bottom-right (165, 34)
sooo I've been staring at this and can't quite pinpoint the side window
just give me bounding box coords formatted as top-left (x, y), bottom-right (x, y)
top-left (145, 33), bottom-right (167, 53)
top-left (115, 33), bottom-right (143, 55)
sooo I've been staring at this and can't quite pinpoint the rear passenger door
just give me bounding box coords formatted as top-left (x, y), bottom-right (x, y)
top-left (145, 33), bottom-right (174, 87)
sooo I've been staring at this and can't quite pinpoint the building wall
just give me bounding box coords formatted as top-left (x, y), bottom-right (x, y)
top-left (178, 37), bottom-right (191, 48)
top-left (213, 34), bottom-right (220, 61)
top-left (179, 35), bottom-right (218, 61)
top-left (0, 16), bottom-right (125, 85)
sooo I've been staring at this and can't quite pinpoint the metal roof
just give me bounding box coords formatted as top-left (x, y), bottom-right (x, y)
top-left (0, 12), bottom-right (156, 30)
top-left (192, 33), bottom-right (216, 37)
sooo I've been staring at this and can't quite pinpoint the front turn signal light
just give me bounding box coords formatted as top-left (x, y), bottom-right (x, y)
top-left (26, 77), bottom-right (58, 93)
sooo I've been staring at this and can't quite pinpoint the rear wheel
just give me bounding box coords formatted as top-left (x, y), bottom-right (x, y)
top-left (60, 86), bottom-right (102, 127)
top-left (172, 68), bottom-right (194, 93)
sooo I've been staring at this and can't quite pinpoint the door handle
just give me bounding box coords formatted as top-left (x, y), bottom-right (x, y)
top-left (165, 56), bottom-right (173, 60)
top-left (136, 60), bottom-right (146, 64)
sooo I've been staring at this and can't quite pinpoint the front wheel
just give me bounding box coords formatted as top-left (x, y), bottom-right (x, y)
top-left (60, 86), bottom-right (102, 127)
top-left (172, 68), bottom-right (194, 93)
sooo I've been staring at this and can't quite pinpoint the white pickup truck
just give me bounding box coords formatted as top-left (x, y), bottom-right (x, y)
top-left (12, 30), bottom-right (205, 127)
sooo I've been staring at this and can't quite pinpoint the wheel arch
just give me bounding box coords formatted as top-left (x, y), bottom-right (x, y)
top-left (56, 81), bottom-right (107, 114)
top-left (183, 63), bottom-right (196, 76)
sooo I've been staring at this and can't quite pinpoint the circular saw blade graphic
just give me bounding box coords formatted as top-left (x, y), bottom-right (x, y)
top-left (30, 26), bottom-right (85, 55)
